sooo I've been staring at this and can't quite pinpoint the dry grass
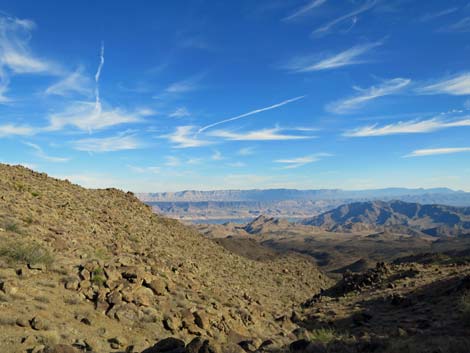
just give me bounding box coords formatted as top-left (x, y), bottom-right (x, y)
top-left (0, 240), bottom-right (53, 266)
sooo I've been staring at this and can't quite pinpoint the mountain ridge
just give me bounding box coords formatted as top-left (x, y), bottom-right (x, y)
top-left (301, 200), bottom-right (470, 236)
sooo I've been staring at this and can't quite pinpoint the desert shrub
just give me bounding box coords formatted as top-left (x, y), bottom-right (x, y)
top-left (91, 267), bottom-right (106, 286)
top-left (309, 328), bottom-right (338, 343)
top-left (0, 240), bottom-right (53, 266)
top-left (4, 222), bottom-right (21, 234)
top-left (31, 191), bottom-right (40, 197)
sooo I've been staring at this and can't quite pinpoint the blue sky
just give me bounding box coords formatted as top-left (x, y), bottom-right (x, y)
top-left (1, 0), bottom-right (470, 192)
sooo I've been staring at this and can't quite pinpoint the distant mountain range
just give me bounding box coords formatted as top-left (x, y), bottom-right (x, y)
top-left (138, 187), bottom-right (468, 202)
top-left (138, 188), bottom-right (470, 221)
top-left (301, 200), bottom-right (470, 237)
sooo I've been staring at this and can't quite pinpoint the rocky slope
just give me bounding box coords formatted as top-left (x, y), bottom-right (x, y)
top-left (0, 163), bottom-right (331, 353)
top-left (301, 200), bottom-right (470, 236)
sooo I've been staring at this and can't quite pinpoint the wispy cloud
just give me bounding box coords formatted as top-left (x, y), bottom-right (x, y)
top-left (47, 101), bottom-right (144, 132)
top-left (45, 67), bottom-right (92, 97)
top-left (208, 127), bottom-right (314, 141)
top-left (275, 153), bottom-right (329, 169)
top-left (128, 164), bottom-right (161, 174)
top-left (237, 147), bottom-right (255, 156)
top-left (312, 0), bottom-right (377, 36)
top-left (169, 107), bottom-right (190, 118)
top-left (344, 117), bottom-right (470, 137)
top-left (72, 133), bottom-right (141, 152)
top-left (405, 147), bottom-right (470, 158)
top-left (283, 0), bottom-right (327, 22)
top-left (198, 96), bottom-right (305, 133)
top-left (164, 74), bottom-right (203, 95)
top-left (0, 124), bottom-right (35, 137)
top-left (227, 161), bottom-right (246, 168)
top-left (24, 142), bottom-right (69, 162)
top-left (327, 78), bottom-right (410, 114)
top-left (212, 150), bottom-right (223, 160)
top-left (165, 156), bottom-right (181, 167)
top-left (419, 73), bottom-right (470, 96)
top-left (444, 16), bottom-right (470, 32)
top-left (164, 126), bottom-right (211, 148)
top-left (419, 7), bottom-right (458, 22)
top-left (0, 14), bottom-right (57, 102)
top-left (285, 41), bottom-right (382, 72)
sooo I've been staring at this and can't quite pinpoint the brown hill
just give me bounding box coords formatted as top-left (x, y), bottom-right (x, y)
top-left (0, 164), bottom-right (331, 352)
top-left (301, 200), bottom-right (470, 236)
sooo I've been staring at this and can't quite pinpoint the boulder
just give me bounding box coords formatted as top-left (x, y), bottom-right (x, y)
top-left (142, 337), bottom-right (186, 353)
top-left (193, 310), bottom-right (210, 330)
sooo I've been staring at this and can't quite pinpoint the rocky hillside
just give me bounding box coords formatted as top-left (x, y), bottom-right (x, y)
top-left (0, 163), bottom-right (331, 353)
top-left (301, 200), bottom-right (470, 236)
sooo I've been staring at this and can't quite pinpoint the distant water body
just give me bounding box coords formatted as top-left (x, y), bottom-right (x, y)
top-left (183, 217), bottom-right (304, 225)
top-left (188, 218), bottom-right (254, 225)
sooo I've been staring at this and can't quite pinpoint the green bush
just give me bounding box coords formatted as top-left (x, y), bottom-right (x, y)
top-left (91, 267), bottom-right (106, 286)
top-left (309, 328), bottom-right (338, 343)
top-left (0, 240), bottom-right (53, 267)
top-left (4, 222), bottom-right (21, 234)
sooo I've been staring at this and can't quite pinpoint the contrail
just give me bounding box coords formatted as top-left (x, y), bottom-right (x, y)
top-left (95, 42), bottom-right (105, 83)
top-left (197, 95), bottom-right (305, 134)
top-left (94, 42), bottom-right (105, 113)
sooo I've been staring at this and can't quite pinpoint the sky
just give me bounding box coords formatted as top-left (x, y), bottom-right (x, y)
top-left (1, 0), bottom-right (470, 192)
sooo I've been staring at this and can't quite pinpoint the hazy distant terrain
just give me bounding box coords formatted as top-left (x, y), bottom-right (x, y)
top-left (138, 188), bottom-right (470, 221)
top-left (196, 200), bottom-right (470, 273)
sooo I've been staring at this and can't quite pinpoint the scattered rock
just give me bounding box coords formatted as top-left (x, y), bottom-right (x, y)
top-left (42, 345), bottom-right (79, 353)
top-left (31, 316), bottom-right (49, 331)
top-left (193, 310), bottom-right (210, 330)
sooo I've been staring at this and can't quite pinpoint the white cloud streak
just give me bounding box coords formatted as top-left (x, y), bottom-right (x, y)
top-left (164, 126), bottom-right (211, 148)
top-left (46, 101), bottom-right (144, 132)
top-left (419, 73), bottom-right (470, 96)
top-left (45, 67), bottom-right (92, 97)
top-left (72, 133), bottom-right (141, 152)
top-left (165, 76), bottom-right (200, 94)
top-left (285, 41), bottom-right (382, 72)
top-left (405, 147), bottom-right (470, 158)
top-left (198, 96), bottom-right (305, 133)
top-left (237, 147), bottom-right (255, 156)
top-left (344, 117), bottom-right (470, 137)
top-left (0, 124), bottom-right (35, 137)
top-left (283, 0), bottom-right (327, 22)
top-left (24, 142), bottom-right (69, 162)
top-left (420, 7), bottom-right (458, 22)
top-left (312, 0), bottom-right (377, 36)
top-left (445, 16), bottom-right (470, 32)
top-left (169, 107), bottom-right (190, 118)
top-left (128, 165), bottom-right (161, 174)
top-left (327, 78), bottom-right (410, 114)
top-left (208, 127), bottom-right (314, 141)
top-left (275, 154), bottom-right (329, 169)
